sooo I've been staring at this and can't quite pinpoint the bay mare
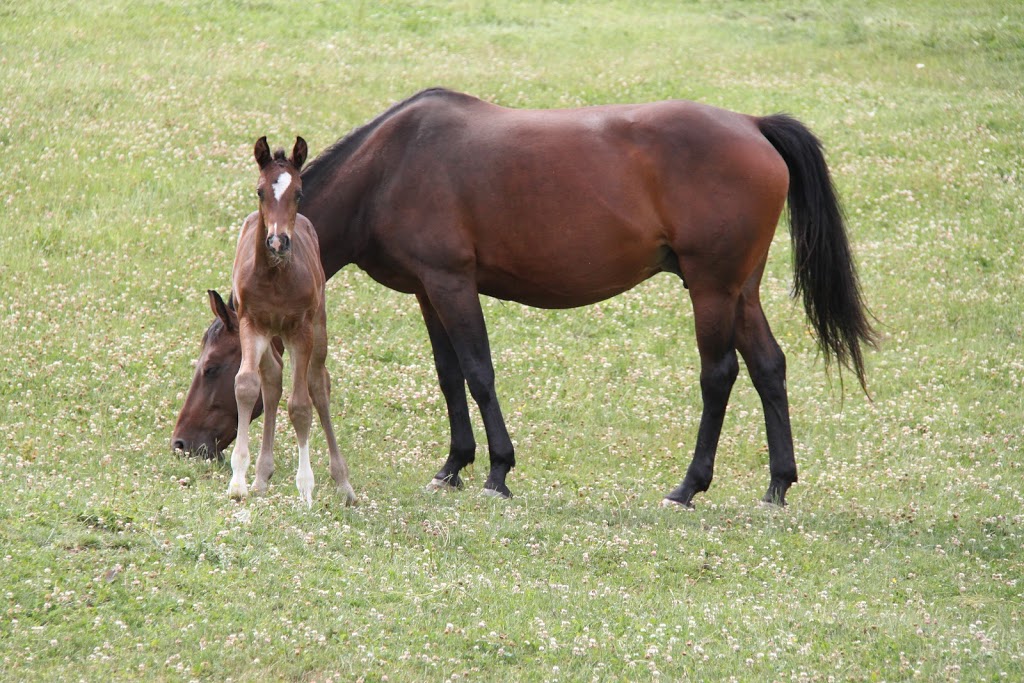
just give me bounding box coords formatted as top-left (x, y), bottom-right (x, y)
top-left (172, 88), bottom-right (875, 507)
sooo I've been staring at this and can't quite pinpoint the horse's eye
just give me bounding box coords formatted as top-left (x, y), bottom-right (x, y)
top-left (202, 364), bottom-right (221, 379)
top-left (296, 190), bottom-right (304, 201)
top-left (256, 188), bottom-right (265, 199)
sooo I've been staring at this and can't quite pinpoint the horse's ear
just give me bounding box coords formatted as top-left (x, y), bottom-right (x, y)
top-left (291, 136), bottom-right (308, 171)
top-left (254, 136), bottom-right (272, 169)
top-left (207, 290), bottom-right (236, 333)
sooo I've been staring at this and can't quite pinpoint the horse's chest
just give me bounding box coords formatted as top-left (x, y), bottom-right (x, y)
top-left (238, 282), bottom-right (319, 336)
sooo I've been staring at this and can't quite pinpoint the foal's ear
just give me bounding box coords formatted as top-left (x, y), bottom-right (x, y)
top-left (291, 136), bottom-right (308, 171)
top-left (254, 136), bottom-right (272, 169)
top-left (207, 290), bottom-right (236, 333)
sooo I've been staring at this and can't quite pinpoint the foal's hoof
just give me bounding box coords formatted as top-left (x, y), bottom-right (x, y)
top-left (227, 480), bottom-right (248, 501)
top-left (661, 497), bottom-right (695, 510)
top-left (338, 482), bottom-right (357, 507)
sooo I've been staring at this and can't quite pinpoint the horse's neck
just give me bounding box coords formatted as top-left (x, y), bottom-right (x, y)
top-left (302, 164), bottom-right (376, 278)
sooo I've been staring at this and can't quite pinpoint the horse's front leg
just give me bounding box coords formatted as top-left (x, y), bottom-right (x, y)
top-left (417, 293), bottom-right (477, 492)
top-left (422, 278), bottom-right (515, 498)
top-left (252, 341), bottom-right (283, 495)
top-left (287, 332), bottom-right (316, 507)
top-left (228, 328), bottom-right (270, 500)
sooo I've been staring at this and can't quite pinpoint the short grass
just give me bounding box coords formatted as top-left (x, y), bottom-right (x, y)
top-left (1, 0), bottom-right (1022, 680)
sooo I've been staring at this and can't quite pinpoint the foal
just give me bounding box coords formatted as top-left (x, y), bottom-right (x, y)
top-left (227, 136), bottom-right (356, 507)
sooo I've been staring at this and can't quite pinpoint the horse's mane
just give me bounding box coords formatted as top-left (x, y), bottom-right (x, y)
top-left (300, 87), bottom-right (464, 197)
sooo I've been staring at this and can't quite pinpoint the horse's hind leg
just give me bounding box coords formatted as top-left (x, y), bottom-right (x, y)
top-left (309, 315), bottom-right (356, 506)
top-left (417, 294), bottom-right (477, 491)
top-left (252, 344), bottom-right (283, 494)
top-left (664, 290), bottom-right (740, 508)
top-left (287, 333), bottom-right (316, 507)
top-left (735, 289), bottom-right (797, 506)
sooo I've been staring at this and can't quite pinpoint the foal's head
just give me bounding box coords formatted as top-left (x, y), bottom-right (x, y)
top-left (254, 136), bottom-right (307, 257)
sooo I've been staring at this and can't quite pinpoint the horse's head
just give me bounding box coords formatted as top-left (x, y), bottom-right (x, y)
top-left (254, 136), bottom-right (307, 258)
top-left (171, 290), bottom-right (262, 457)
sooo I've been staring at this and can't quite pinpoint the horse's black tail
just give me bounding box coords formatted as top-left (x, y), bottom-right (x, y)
top-left (757, 114), bottom-right (878, 393)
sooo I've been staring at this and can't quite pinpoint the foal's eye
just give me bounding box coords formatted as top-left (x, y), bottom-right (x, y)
top-left (296, 190), bottom-right (304, 201)
top-left (202, 365), bottom-right (221, 379)
top-left (256, 188), bottom-right (265, 199)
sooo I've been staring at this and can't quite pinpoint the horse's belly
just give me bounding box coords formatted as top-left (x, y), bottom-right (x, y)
top-left (477, 259), bottom-right (659, 309)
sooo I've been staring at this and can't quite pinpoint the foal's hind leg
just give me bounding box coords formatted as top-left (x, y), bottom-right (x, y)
top-left (664, 290), bottom-right (740, 508)
top-left (309, 314), bottom-right (356, 506)
top-left (287, 332), bottom-right (317, 507)
top-left (417, 294), bottom-right (477, 491)
top-left (252, 345), bottom-right (283, 495)
top-left (735, 290), bottom-right (797, 506)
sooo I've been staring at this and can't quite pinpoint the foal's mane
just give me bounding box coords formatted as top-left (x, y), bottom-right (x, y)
top-left (300, 87), bottom-right (465, 197)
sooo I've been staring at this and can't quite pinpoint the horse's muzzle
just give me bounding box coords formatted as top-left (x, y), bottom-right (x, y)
top-left (266, 233), bottom-right (290, 255)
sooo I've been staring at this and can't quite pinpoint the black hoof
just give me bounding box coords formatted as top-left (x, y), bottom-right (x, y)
top-left (663, 483), bottom-right (699, 509)
top-left (482, 485), bottom-right (512, 499)
top-left (428, 472), bottom-right (465, 492)
top-left (482, 476), bottom-right (512, 499)
top-left (483, 467), bottom-right (512, 499)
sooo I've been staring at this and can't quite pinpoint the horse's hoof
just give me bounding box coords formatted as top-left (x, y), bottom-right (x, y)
top-left (427, 477), bottom-right (461, 492)
top-left (227, 482), bottom-right (248, 501)
top-left (759, 497), bottom-right (786, 509)
top-left (661, 497), bottom-right (695, 510)
top-left (481, 486), bottom-right (512, 500)
top-left (338, 482), bottom-right (357, 507)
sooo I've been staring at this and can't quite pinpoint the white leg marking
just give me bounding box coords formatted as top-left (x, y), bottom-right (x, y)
top-left (228, 444), bottom-right (250, 500)
top-left (296, 441), bottom-right (314, 508)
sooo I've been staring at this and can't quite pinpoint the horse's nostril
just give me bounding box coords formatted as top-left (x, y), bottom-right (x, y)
top-left (172, 439), bottom-right (187, 452)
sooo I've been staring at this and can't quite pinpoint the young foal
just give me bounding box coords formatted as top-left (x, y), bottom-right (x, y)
top-left (227, 136), bottom-right (356, 507)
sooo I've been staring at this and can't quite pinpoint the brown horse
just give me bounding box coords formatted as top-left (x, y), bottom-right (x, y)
top-left (173, 88), bottom-right (875, 508)
top-left (225, 135), bottom-right (355, 506)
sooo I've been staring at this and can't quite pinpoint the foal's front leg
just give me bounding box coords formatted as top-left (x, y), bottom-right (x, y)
top-left (228, 330), bottom-right (270, 500)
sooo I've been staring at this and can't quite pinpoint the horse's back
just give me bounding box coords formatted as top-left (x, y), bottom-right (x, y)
top-left (363, 90), bottom-right (789, 305)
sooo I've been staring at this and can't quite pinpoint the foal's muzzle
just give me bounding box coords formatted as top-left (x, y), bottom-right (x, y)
top-left (266, 233), bottom-right (290, 255)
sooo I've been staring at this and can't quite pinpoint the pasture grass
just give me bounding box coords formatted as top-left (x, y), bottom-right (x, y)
top-left (2, 0), bottom-right (1022, 680)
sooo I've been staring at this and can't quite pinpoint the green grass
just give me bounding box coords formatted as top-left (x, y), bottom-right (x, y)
top-left (2, 0), bottom-right (1022, 680)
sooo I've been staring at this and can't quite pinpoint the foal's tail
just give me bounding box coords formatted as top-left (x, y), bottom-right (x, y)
top-left (757, 114), bottom-right (878, 393)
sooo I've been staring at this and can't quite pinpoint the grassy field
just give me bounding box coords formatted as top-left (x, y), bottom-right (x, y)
top-left (2, 0), bottom-right (1022, 680)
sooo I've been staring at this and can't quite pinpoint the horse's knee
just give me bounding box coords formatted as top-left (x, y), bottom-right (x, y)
top-left (235, 370), bottom-right (261, 406)
top-left (464, 367), bottom-right (498, 408)
top-left (288, 393), bottom-right (313, 425)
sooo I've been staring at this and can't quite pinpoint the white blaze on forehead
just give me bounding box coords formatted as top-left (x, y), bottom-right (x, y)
top-left (271, 171), bottom-right (292, 201)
